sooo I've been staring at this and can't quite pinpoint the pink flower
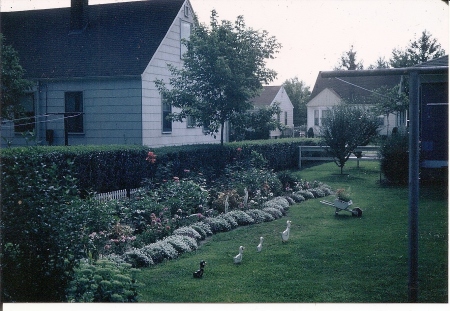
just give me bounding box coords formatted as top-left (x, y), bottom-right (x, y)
top-left (146, 151), bottom-right (157, 164)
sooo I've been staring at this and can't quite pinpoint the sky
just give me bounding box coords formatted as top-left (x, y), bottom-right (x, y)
top-left (1, 0), bottom-right (448, 89)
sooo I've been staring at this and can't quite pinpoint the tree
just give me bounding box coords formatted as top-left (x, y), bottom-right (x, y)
top-left (1, 35), bottom-right (33, 120)
top-left (369, 84), bottom-right (408, 134)
top-left (155, 11), bottom-right (281, 145)
top-left (230, 103), bottom-right (282, 141)
top-left (390, 30), bottom-right (446, 68)
top-left (367, 57), bottom-right (390, 69)
top-left (282, 77), bottom-right (311, 126)
top-left (320, 104), bottom-right (380, 174)
top-left (334, 45), bottom-right (364, 70)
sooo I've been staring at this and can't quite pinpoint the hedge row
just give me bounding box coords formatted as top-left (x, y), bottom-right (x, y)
top-left (1, 138), bottom-right (320, 194)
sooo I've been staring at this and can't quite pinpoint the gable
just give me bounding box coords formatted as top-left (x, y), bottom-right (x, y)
top-left (1, 0), bottom-right (186, 79)
top-left (307, 88), bottom-right (342, 107)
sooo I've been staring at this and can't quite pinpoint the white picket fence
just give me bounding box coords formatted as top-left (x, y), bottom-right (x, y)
top-left (94, 188), bottom-right (140, 203)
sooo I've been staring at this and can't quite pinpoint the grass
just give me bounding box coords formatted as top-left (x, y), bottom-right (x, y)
top-left (136, 161), bottom-right (448, 303)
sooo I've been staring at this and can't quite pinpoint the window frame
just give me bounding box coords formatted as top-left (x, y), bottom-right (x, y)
top-left (162, 95), bottom-right (172, 133)
top-left (64, 91), bottom-right (84, 134)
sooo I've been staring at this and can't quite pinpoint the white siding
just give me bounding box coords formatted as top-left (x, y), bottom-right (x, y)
top-left (141, 0), bottom-right (220, 147)
top-left (306, 88), bottom-right (342, 135)
top-left (0, 78), bottom-right (143, 147)
top-left (270, 86), bottom-right (294, 138)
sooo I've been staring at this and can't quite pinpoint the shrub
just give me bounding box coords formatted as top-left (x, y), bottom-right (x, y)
top-left (226, 210), bottom-right (255, 226)
top-left (202, 217), bottom-right (232, 233)
top-left (296, 190), bottom-right (315, 200)
top-left (245, 209), bottom-right (275, 223)
top-left (121, 248), bottom-right (154, 268)
top-left (141, 241), bottom-right (178, 264)
top-left (172, 235), bottom-right (198, 251)
top-left (172, 226), bottom-right (202, 241)
top-left (380, 131), bottom-right (409, 184)
top-left (309, 188), bottom-right (326, 198)
top-left (289, 193), bottom-right (305, 203)
top-left (192, 222), bottom-right (213, 237)
top-left (163, 235), bottom-right (194, 253)
top-left (262, 207), bottom-right (283, 219)
top-left (218, 214), bottom-right (239, 228)
top-left (66, 258), bottom-right (140, 302)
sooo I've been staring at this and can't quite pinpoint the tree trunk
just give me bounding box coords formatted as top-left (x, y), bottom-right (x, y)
top-left (220, 121), bottom-right (224, 145)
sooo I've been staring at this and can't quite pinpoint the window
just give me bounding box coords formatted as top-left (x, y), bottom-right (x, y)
top-left (184, 4), bottom-right (190, 17)
top-left (180, 20), bottom-right (191, 58)
top-left (284, 111), bottom-right (288, 126)
top-left (162, 98), bottom-right (172, 133)
top-left (14, 94), bottom-right (35, 133)
top-left (187, 115), bottom-right (196, 128)
top-left (321, 109), bottom-right (330, 125)
top-left (65, 92), bottom-right (84, 133)
top-left (314, 110), bottom-right (319, 126)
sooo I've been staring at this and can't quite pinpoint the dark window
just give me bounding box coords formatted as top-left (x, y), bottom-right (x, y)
top-left (284, 111), bottom-right (288, 126)
top-left (65, 92), bottom-right (84, 133)
top-left (14, 94), bottom-right (35, 133)
top-left (187, 115), bottom-right (196, 128)
top-left (162, 98), bottom-right (172, 133)
top-left (314, 110), bottom-right (319, 126)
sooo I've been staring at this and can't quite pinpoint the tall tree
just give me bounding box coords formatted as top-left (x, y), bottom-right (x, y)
top-left (367, 57), bottom-right (390, 69)
top-left (334, 45), bottom-right (364, 70)
top-left (282, 77), bottom-right (311, 126)
top-left (320, 104), bottom-right (380, 174)
top-left (1, 35), bottom-right (33, 120)
top-left (155, 11), bottom-right (281, 145)
top-left (390, 30), bottom-right (446, 68)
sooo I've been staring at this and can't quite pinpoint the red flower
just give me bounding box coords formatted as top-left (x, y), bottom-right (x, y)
top-left (146, 151), bottom-right (157, 164)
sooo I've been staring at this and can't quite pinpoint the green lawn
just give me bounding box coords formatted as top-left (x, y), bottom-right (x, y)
top-left (137, 161), bottom-right (448, 303)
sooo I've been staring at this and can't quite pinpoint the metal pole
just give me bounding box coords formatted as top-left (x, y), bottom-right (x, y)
top-left (408, 70), bottom-right (420, 302)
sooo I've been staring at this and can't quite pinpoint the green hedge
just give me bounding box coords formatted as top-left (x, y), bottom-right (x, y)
top-left (1, 138), bottom-right (320, 194)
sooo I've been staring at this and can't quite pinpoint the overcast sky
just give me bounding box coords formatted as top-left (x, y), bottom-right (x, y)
top-left (1, 0), bottom-right (448, 88)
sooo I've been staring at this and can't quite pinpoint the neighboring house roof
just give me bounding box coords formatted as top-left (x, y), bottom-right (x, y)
top-left (1, 0), bottom-right (185, 79)
top-left (251, 86), bottom-right (284, 109)
top-left (414, 55), bottom-right (448, 67)
top-left (309, 73), bottom-right (401, 101)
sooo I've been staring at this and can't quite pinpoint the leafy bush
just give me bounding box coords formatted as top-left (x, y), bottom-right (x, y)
top-left (121, 248), bottom-right (154, 268)
top-left (309, 188), bottom-right (326, 198)
top-left (141, 241), bottom-right (178, 264)
top-left (296, 190), bottom-right (315, 200)
top-left (202, 217), bottom-right (233, 233)
top-left (218, 213), bottom-right (239, 228)
top-left (226, 210), bottom-right (255, 226)
top-left (380, 131), bottom-right (409, 184)
top-left (66, 259), bottom-right (140, 302)
top-left (172, 226), bottom-right (202, 241)
top-left (245, 209), bottom-right (275, 223)
top-left (163, 235), bottom-right (195, 253)
top-left (289, 193), bottom-right (305, 203)
top-left (192, 222), bottom-right (213, 237)
top-left (262, 207), bottom-right (283, 219)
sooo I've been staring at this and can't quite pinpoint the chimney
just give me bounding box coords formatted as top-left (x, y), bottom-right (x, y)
top-left (70, 0), bottom-right (89, 31)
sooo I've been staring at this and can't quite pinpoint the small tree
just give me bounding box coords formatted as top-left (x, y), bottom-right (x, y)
top-left (155, 11), bottom-right (281, 145)
top-left (230, 103), bottom-right (282, 141)
top-left (1, 35), bottom-right (33, 120)
top-left (282, 77), bottom-right (311, 126)
top-left (320, 104), bottom-right (380, 174)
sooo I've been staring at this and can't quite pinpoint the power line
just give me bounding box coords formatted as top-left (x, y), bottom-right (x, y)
top-left (0, 113), bottom-right (82, 129)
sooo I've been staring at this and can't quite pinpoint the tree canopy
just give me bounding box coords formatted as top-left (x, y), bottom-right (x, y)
top-left (1, 35), bottom-right (33, 120)
top-left (320, 104), bottom-right (380, 174)
top-left (155, 11), bottom-right (281, 145)
top-left (334, 45), bottom-right (364, 70)
top-left (282, 77), bottom-right (311, 126)
top-left (389, 30), bottom-right (446, 68)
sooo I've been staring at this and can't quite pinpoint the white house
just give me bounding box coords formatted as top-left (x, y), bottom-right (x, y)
top-left (1, 0), bottom-right (222, 147)
top-left (250, 85), bottom-right (294, 138)
top-left (306, 73), bottom-right (404, 136)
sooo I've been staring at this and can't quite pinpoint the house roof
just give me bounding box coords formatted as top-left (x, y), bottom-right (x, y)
top-left (1, 0), bottom-right (185, 79)
top-left (251, 86), bottom-right (282, 108)
top-left (309, 73), bottom-right (401, 101)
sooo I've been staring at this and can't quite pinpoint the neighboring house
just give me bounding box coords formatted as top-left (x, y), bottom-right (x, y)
top-left (250, 85), bottom-right (294, 138)
top-left (306, 74), bottom-right (403, 136)
top-left (414, 55), bottom-right (448, 169)
top-left (1, 0), bottom-right (221, 147)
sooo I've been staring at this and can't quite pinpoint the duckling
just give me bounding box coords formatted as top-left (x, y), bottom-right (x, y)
top-left (257, 237), bottom-right (264, 252)
top-left (233, 246), bottom-right (245, 264)
top-left (280, 220), bottom-right (291, 242)
top-left (193, 260), bottom-right (206, 278)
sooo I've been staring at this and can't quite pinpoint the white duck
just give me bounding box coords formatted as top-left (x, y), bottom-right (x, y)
top-left (257, 237), bottom-right (264, 252)
top-left (280, 220), bottom-right (292, 242)
top-left (233, 246), bottom-right (245, 264)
